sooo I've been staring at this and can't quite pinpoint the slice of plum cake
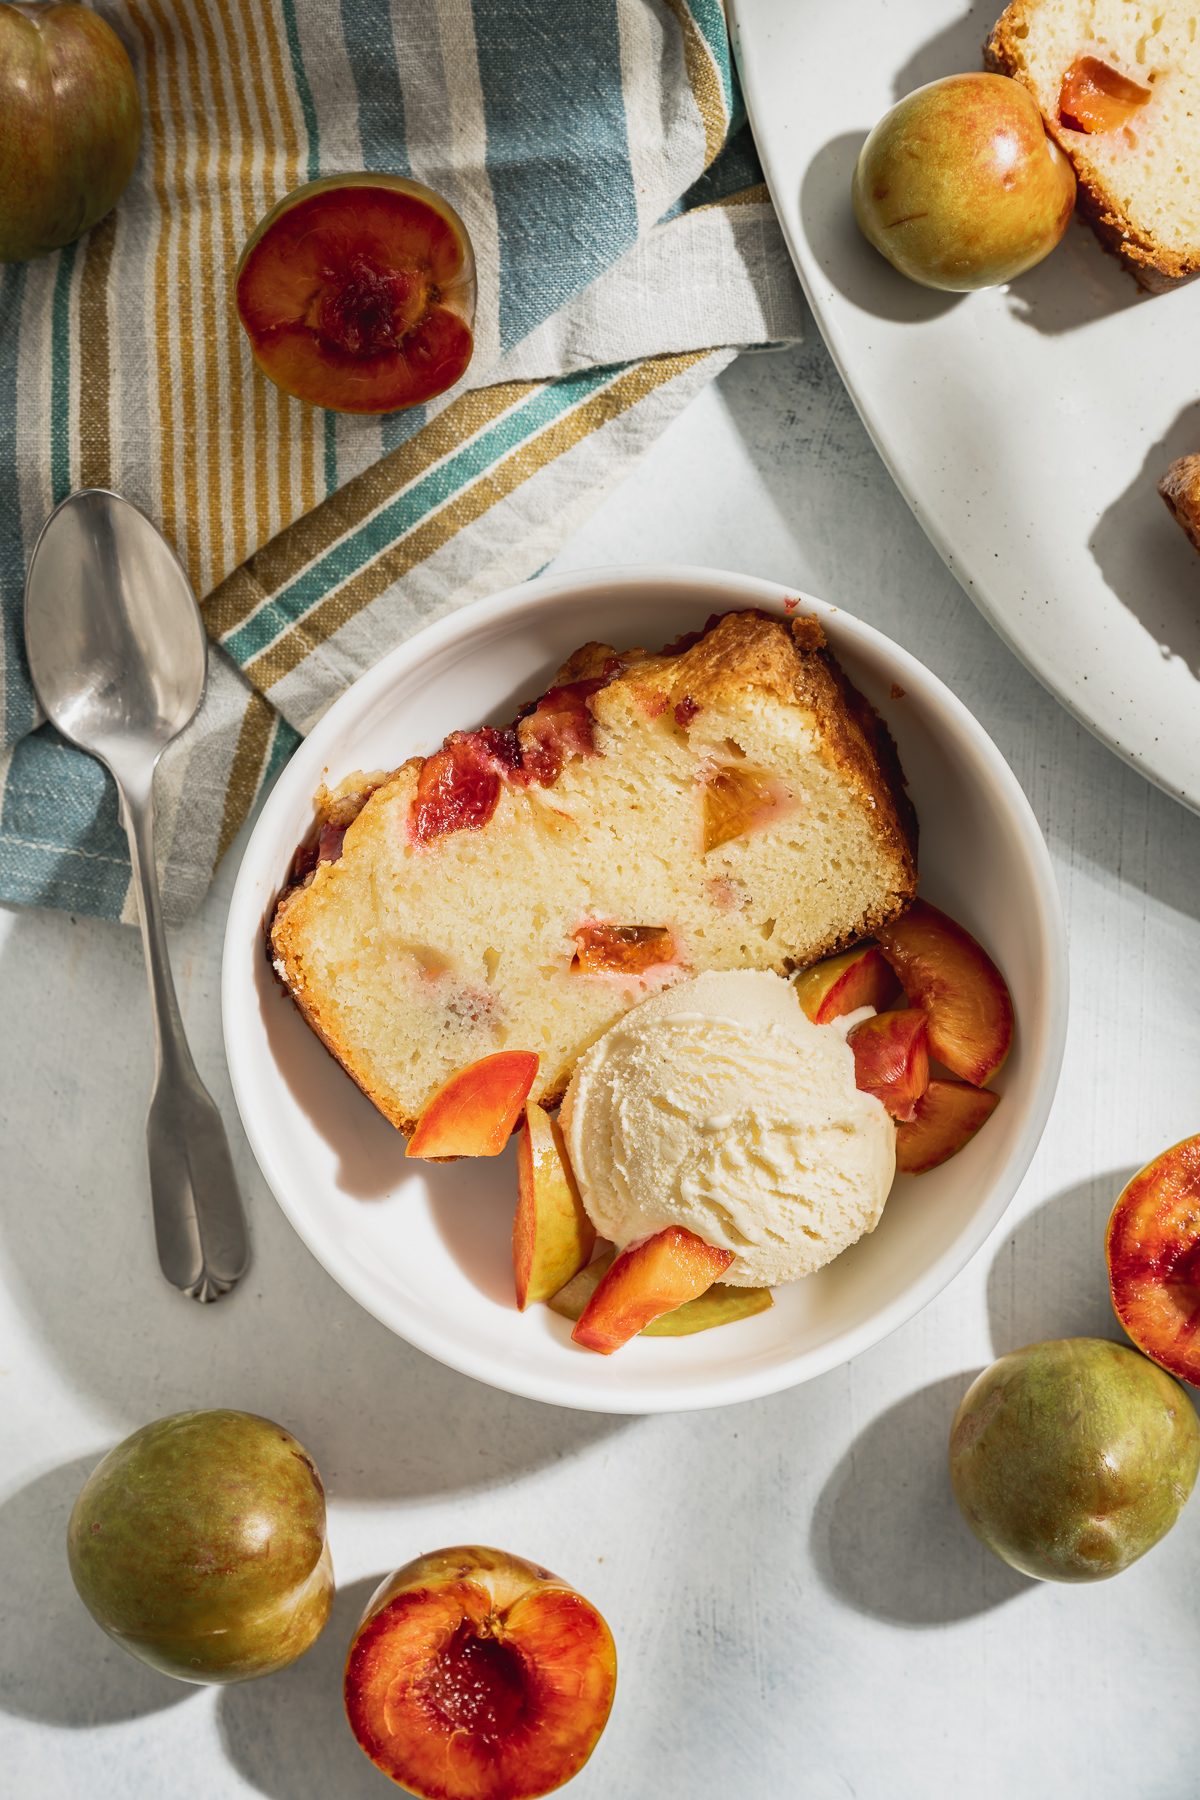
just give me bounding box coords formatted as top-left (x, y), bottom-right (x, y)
top-left (270, 609), bottom-right (918, 1136)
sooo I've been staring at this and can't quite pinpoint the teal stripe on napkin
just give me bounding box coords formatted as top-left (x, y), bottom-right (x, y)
top-left (1, 727), bottom-right (131, 919)
top-left (222, 361), bottom-right (621, 666)
top-left (474, 0), bottom-right (639, 351)
top-left (339, 0), bottom-right (411, 179)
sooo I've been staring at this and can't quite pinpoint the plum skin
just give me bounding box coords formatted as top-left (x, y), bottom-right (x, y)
top-left (852, 72), bottom-right (1076, 291)
top-left (0, 1), bottom-right (142, 263)
top-left (67, 1409), bottom-right (334, 1683)
top-left (949, 1338), bottom-right (1200, 1582)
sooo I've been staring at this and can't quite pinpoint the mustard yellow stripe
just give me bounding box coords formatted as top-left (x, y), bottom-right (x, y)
top-left (689, 182), bottom-right (772, 212)
top-left (142, 0), bottom-right (204, 592)
top-left (202, 380), bottom-right (531, 640)
top-left (274, 385), bottom-right (292, 547)
top-left (126, 0), bottom-right (179, 553)
top-left (212, 0), bottom-right (264, 564)
top-left (190, 0), bottom-right (248, 583)
top-left (78, 210), bottom-right (117, 491)
top-left (251, 0), bottom-right (316, 522)
top-left (215, 689), bottom-right (276, 866)
top-left (248, 0), bottom-right (304, 536)
top-left (256, 0), bottom-right (302, 192)
top-left (160, 0), bottom-right (226, 594)
top-left (226, 0), bottom-right (283, 550)
top-left (660, 0), bottom-right (727, 168)
top-left (244, 351), bottom-right (711, 692)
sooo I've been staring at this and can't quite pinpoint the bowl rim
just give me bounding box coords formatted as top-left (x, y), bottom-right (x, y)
top-left (221, 563), bottom-right (1068, 1413)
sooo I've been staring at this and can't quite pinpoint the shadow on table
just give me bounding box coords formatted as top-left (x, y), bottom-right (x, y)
top-left (0, 914), bottom-right (628, 1507)
top-left (892, 0), bottom-right (996, 97)
top-left (809, 1374), bottom-right (1034, 1625)
top-left (219, 1575), bottom-right (394, 1799)
top-left (987, 1169), bottom-right (1136, 1357)
top-left (799, 133), bottom-right (965, 325)
top-left (1006, 213), bottom-right (1144, 336)
top-left (0, 1455), bottom-right (193, 1726)
top-left (1091, 403), bottom-right (1200, 682)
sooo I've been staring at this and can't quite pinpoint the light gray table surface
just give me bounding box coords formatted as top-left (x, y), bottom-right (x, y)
top-left (5, 315), bottom-right (1200, 1800)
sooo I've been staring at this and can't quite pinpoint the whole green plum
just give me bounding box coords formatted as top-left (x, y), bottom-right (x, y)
top-left (949, 1338), bottom-right (1199, 1583)
top-left (67, 1410), bottom-right (334, 1683)
top-left (852, 72), bottom-right (1075, 291)
top-left (0, 1), bottom-right (142, 263)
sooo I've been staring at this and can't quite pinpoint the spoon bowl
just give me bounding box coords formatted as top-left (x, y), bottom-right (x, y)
top-left (24, 487), bottom-right (206, 770)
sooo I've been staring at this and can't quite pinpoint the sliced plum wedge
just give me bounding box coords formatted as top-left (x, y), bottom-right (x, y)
top-left (847, 1008), bottom-right (929, 1122)
top-left (894, 1079), bottom-right (1000, 1175)
top-left (875, 900), bottom-right (1013, 1086)
top-left (406, 1051), bottom-right (539, 1160)
top-left (572, 1226), bottom-right (734, 1354)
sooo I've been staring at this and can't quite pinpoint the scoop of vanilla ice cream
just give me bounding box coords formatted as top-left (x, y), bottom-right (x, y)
top-left (559, 970), bottom-right (895, 1287)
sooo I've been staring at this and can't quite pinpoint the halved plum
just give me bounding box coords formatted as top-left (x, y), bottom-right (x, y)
top-left (794, 943), bottom-right (901, 1025)
top-left (572, 1226), bottom-right (734, 1354)
top-left (847, 1008), bottom-right (929, 1122)
top-left (894, 1079), bottom-right (1000, 1175)
top-left (875, 900), bottom-right (1013, 1086)
top-left (513, 1103), bottom-right (595, 1310)
top-left (1107, 1137), bottom-right (1200, 1387)
top-left (236, 174), bottom-right (475, 414)
top-left (407, 1052), bottom-right (539, 1160)
top-left (344, 1545), bottom-right (616, 1799)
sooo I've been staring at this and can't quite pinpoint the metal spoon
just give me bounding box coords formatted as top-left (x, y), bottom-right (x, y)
top-left (24, 489), bottom-right (250, 1302)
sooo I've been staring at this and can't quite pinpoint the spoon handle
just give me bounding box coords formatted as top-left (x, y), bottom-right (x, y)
top-left (118, 764), bottom-right (251, 1302)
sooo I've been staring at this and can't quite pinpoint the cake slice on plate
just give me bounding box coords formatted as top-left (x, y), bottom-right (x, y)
top-left (270, 609), bottom-right (918, 1136)
top-left (989, 0), bottom-right (1200, 291)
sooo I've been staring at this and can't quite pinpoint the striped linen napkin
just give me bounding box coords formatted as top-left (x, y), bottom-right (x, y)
top-left (0, 0), bottom-right (804, 926)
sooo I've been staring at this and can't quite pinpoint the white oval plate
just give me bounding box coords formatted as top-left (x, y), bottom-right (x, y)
top-left (222, 567), bottom-right (1067, 1414)
top-left (730, 0), bottom-right (1200, 811)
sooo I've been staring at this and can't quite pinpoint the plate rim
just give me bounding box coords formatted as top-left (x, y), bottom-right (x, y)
top-left (728, 0), bottom-right (1200, 817)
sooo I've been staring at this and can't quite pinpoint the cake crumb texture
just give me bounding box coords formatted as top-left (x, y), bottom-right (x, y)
top-left (990, 0), bottom-right (1200, 290)
top-left (270, 609), bottom-right (918, 1137)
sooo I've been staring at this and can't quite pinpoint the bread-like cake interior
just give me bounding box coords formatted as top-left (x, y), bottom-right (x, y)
top-left (990, 1), bottom-right (1200, 288)
top-left (271, 610), bottom-right (918, 1136)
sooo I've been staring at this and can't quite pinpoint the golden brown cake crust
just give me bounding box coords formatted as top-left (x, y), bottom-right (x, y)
top-left (270, 608), bottom-right (919, 1139)
top-left (987, 5), bottom-right (1200, 294)
top-left (1159, 453), bottom-right (1200, 554)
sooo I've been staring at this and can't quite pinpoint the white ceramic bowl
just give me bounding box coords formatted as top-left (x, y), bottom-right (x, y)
top-left (222, 567), bottom-right (1067, 1414)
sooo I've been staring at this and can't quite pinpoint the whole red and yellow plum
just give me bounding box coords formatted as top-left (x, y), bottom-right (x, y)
top-left (67, 1409), bottom-right (334, 1683)
top-left (852, 72), bottom-right (1075, 291)
top-left (949, 1338), bottom-right (1199, 1582)
top-left (0, 0), bottom-right (142, 263)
